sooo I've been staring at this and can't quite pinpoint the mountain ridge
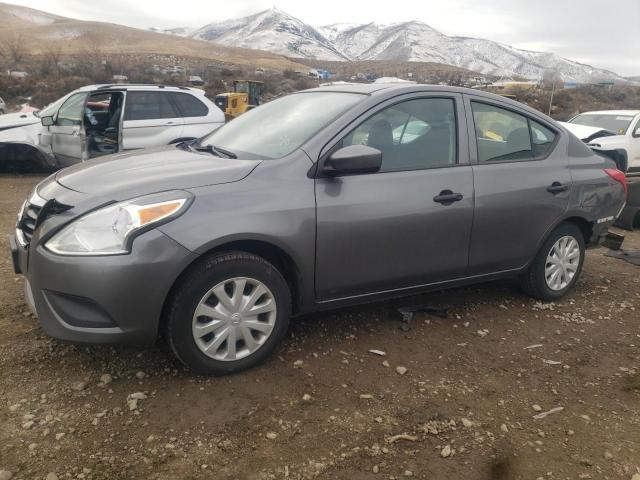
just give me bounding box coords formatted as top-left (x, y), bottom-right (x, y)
top-left (188, 8), bottom-right (625, 83)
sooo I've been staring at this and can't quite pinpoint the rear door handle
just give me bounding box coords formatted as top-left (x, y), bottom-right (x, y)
top-left (433, 190), bottom-right (464, 205)
top-left (547, 182), bottom-right (569, 194)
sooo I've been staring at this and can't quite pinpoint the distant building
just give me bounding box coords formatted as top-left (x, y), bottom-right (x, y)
top-left (164, 65), bottom-right (185, 76)
top-left (188, 75), bottom-right (204, 86)
top-left (319, 81), bottom-right (360, 87)
top-left (310, 69), bottom-right (332, 80)
top-left (374, 77), bottom-right (416, 84)
top-left (8, 71), bottom-right (28, 79)
top-left (489, 80), bottom-right (538, 89)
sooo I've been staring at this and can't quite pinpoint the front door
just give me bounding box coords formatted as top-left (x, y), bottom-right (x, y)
top-left (315, 94), bottom-right (474, 301)
top-left (465, 97), bottom-right (571, 274)
top-left (50, 92), bottom-right (89, 165)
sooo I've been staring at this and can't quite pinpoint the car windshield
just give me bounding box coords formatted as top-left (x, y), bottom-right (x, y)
top-left (200, 92), bottom-right (364, 159)
top-left (569, 113), bottom-right (635, 135)
top-left (35, 93), bottom-right (72, 118)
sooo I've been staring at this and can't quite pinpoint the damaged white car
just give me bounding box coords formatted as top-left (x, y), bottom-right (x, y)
top-left (560, 110), bottom-right (640, 172)
top-left (0, 84), bottom-right (224, 170)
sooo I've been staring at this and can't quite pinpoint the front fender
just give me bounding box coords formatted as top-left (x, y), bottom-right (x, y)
top-left (0, 123), bottom-right (56, 166)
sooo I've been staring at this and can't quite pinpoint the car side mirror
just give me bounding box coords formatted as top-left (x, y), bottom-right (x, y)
top-left (634, 127), bottom-right (640, 138)
top-left (40, 116), bottom-right (54, 127)
top-left (324, 145), bottom-right (382, 175)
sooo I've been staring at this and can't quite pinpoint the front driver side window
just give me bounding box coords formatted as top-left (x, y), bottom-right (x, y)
top-left (56, 93), bottom-right (88, 127)
top-left (342, 98), bottom-right (457, 172)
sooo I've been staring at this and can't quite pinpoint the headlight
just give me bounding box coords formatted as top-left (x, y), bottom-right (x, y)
top-left (45, 192), bottom-right (191, 256)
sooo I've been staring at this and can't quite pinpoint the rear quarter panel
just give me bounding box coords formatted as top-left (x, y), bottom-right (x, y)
top-left (566, 146), bottom-right (626, 229)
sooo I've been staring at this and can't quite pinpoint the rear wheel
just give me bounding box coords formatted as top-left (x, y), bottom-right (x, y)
top-left (520, 223), bottom-right (585, 301)
top-left (165, 251), bottom-right (291, 375)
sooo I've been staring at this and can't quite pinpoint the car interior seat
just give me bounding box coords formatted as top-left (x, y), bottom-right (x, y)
top-left (89, 96), bottom-right (122, 157)
top-left (367, 120), bottom-right (394, 152)
top-left (504, 127), bottom-right (532, 159)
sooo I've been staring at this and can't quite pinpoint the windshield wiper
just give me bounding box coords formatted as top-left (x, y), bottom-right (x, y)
top-left (193, 143), bottom-right (237, 159)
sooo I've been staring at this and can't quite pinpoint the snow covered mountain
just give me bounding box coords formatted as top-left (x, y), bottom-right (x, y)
top-left (319, 21), bottom-right (622, 83)
top-left (191, 8), bottom-right (348, 61)
top-left (187, 8), bottom-right (623, 83)
top-left (148, 26), bottom-right (194, 36)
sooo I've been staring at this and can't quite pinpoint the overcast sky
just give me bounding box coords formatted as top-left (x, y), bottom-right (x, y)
top-left (8, 0), bottom-right (640, 75)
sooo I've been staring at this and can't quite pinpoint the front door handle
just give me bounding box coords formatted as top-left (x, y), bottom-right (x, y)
top-left (547, 182), bottom-right (569, 194)
top-left (433, 190), bottom-right (464, 205)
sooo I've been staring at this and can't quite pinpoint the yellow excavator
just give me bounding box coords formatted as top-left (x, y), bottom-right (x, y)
top-left (214, 80), bottom-right (264, 119)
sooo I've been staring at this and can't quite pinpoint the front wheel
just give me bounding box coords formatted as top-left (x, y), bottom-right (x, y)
top-left (165, 252), bottom-right (291, 375)
top-left (520, 223), bottom-right (585, 301)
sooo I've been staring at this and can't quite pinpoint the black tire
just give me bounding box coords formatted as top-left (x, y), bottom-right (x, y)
top-left (520, 223), bottom-right (585, 301)
top-left (165, 251), bottom-right (291, 375)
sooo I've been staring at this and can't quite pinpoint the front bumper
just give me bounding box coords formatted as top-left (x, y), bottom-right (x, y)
top-left (10, 229), bottom-right (196, 345)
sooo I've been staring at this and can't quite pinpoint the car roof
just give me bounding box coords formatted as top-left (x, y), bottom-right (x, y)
top-left (574, 110), bottom-right (640, 117)
top-left (76, 84), bottom-right (198, 93)
top-left (301, 83), bottom-right (553, 122)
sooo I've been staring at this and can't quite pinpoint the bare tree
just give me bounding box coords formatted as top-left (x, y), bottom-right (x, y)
top-left (37, 45), bottom-right (63, 77)
top-left (44, 45), bottom-right (62, 77)
top-left (78, 32), bottom-right (106, 79)
top-left (1, 34), bottom-right (27, 75)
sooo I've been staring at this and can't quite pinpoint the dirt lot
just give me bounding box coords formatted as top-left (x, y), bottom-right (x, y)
top-left (1, 174), bottom-right (639, 480)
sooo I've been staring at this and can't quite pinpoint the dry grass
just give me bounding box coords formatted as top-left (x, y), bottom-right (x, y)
top-left (0, 3), bottom-right (308, 72)
top-left (294, 58), bottom-right (479, 79)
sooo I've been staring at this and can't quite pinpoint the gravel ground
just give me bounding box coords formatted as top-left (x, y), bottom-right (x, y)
top-left (1, 174), bottom-right (639, 480)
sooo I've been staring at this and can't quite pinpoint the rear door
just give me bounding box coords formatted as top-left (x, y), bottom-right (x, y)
top-left (121, 91), bottom-right (184, 149)
top-left (315, 93), bottom-right (475, 300)
top-left (465, 96), bottom-right (571, 274)
top-left (168, 92), bottom-right (218, 138)
top-left (49, 92), bottom-right (89, 165)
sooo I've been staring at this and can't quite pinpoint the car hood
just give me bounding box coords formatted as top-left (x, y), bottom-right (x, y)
top-left (0, 111), bottom-right (40, 130)
top-left (54, 146), bottom-right (262, 200)
top-left (559, 121), bottom-right (616, 142)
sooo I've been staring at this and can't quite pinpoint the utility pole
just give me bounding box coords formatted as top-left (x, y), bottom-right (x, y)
top-left (548, 80), bottom-right (556, 116)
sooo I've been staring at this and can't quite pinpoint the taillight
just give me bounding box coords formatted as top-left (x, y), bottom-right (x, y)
top-left (604, 168), bottom-right (628, 196)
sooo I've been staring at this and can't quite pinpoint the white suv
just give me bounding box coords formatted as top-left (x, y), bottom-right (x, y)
top-left (0, 84), bottom-right (224, 169)
top-left (561, 110), bottom-right (640, 171)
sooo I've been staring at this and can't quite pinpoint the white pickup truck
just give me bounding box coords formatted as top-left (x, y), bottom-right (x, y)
top-left (560, 110), bottom-right (640, 172)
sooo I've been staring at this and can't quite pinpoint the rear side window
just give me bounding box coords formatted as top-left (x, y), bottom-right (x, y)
top-left (530, 120), bottom-right (557, 157)
top-left (124, 92), bottom-right (179, 121)
top-left (169, 92), bottom-right (209, 117)
top-left (472, 102), bottom-right (557, 162)
top-left (342, 97), bottom-right (457, 172)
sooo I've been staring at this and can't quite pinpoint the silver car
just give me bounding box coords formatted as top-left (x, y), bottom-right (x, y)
top-left (11, 84), bottom-right (627, 375)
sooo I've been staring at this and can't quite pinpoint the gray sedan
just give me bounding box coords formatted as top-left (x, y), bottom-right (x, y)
top-left (10, 84), bottom-right (627, 375)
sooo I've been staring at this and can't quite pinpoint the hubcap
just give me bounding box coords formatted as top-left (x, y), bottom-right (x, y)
top-left (192, 277), bottom-right (277, 361)
top-left (545, 235), bottom-right (580, 291)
